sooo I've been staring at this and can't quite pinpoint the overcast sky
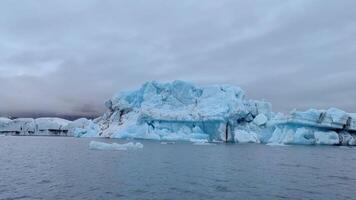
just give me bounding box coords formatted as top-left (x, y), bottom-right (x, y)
top-left (1, 0), bottom-right (356, 118)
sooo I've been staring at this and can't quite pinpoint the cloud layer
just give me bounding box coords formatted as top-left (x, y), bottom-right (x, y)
top-left (1, 0), bottom-right (356, 117)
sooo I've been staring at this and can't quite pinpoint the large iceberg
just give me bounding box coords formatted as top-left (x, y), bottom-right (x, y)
top-left (2, 80), bottom-right (356, 146)
top-left (95, 80), bottom-right (272, 142)
top-left (93, 80), bottom-right (356, 146)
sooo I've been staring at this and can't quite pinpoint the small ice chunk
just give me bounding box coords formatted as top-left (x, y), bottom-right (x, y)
top-left (266, 143), bottom-right (289, 147)
top-left (160, 141), bottom-right (176, 145)
top-left (253, 114), bottom-right (268, 126)
top-left (193, 141), bottom-right (215, 145)
top-left (314, 131), bottom-right (339, 145)
top-left (190, 138), bottom-right (214, 145)
top-left (190, 138), bottom-right (208, 143)
top-left (89, 141), bottom-right (143, 151)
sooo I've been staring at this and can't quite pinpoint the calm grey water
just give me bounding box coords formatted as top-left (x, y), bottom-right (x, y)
top-left (1, 136), bottom-right (356, 200)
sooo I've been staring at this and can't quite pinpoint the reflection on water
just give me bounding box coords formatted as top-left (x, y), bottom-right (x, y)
top-left (0, 136), bottom-right (356, 200)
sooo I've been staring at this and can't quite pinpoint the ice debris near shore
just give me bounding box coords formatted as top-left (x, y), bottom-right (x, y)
top-left (89, 141), bottom-right (143, 151)
top-left (2, 80), bottom-right (356, 146)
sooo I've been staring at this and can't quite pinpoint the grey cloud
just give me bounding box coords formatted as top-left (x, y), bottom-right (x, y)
top-left (0, 0), bottom-right (356, 118)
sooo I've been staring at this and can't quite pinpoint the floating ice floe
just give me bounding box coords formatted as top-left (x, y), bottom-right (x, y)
top-left (160, 141), bottom-right (176, 145)
top-left (190, 138), bottom-right (215, 145)
top-left (89, 141), bottom-right (143, 151)
top-left (193, 142), bottom-right (215, 146)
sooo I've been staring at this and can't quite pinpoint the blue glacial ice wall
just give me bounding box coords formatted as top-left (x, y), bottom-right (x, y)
top-left (95, 80), bottom-right (272, 142)
top-left (93, 80), bottom-right (356, 145)
top-left (2, 80), bottom-right (355, 145)
top-left (268, 108), bottom-right (356, 145)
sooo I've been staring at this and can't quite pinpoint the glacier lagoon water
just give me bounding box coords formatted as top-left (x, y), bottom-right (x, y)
top-left (1, 137), bottom-right (356, 200)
